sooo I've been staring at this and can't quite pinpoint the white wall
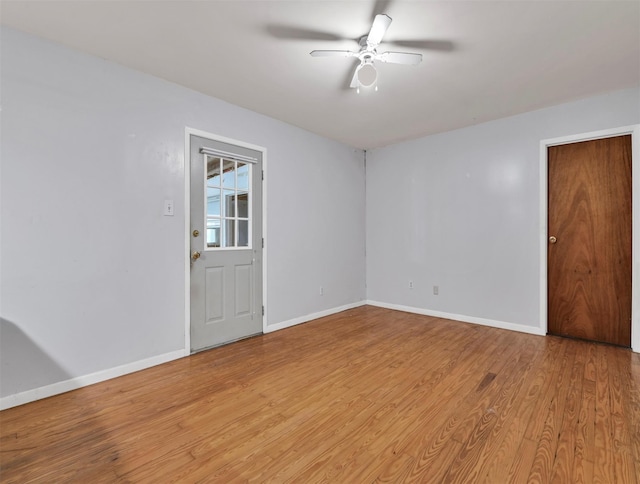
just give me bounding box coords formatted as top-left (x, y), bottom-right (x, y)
top-left (366, 88), bottom-right (640, 338)
top-left (0, 27), bottom-right (366, 405)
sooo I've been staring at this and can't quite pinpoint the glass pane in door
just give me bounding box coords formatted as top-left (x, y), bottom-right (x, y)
top-left (224, 219), bottom-right (235, 247)
top-left (207, 188), bottom-right (221, 218)
top-left (206, 218), bottom-right (221, 248)
top-left (238, 220), bottom-right (249, 247)
top-left (222, 159), bottom-right (235, 189)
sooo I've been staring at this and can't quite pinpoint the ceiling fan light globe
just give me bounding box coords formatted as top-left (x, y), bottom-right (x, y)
top-left (357, 64), bottom-right (377, 87)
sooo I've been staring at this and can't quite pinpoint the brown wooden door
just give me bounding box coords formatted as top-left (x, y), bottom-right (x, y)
top-left (548, 135), bottom-right (632, 347)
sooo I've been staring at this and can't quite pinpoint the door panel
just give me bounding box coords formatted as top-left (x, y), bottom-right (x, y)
top-left (547, 135), bottom-right (632, 346)
top-left (235, 264), bottom-right (252, 316)
top-left (190, 135), bottom-right (263, 351)
top-left (205, 267), bottom-right (224, 322)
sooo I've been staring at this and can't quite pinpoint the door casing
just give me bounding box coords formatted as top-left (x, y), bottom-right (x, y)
top-left (539, 124), bottom-right (640, 352)
top-left (184, 127), bottom-right (267, 354)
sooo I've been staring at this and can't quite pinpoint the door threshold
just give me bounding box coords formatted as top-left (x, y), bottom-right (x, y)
top-left (191, 331), bottom-right (263, 354)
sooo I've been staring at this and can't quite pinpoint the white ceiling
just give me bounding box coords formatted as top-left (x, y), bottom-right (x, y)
top-left (1, 1), bottom-right (639, 149)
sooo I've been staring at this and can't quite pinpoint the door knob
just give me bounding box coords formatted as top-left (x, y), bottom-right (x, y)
top-left (192, 251), bottom-right (201, 261)
top-left (549, 236), bottom-right (557, 244)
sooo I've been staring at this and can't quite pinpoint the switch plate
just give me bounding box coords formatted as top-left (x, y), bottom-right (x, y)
top-left (433, 285), bottom-right (439, 295)
top-left (164, 199), bottom-right (174, 216)
top-left (409, 280), bottom-right (414, 289)
top-left (319, 286), bottom-right (324, 296)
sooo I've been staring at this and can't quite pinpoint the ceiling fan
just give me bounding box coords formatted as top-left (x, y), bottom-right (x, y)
top-left (310, 14), bottom-right (422, 93)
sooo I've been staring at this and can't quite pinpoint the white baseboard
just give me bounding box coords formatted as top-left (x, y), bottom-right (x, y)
top-left (366, 300), bottom-right (546, 336)
top-left (0, 348), bottom-right (187, 410)
top-left (264, 300), bottom-right (367, 333)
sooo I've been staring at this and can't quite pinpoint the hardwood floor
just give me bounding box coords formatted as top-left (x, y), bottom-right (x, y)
top-left (1, 306), bottom-right (639, 483)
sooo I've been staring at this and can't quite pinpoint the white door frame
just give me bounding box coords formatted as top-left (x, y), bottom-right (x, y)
top-left (539, 124), bottom-right (640, 352)
top-left (184, 127), bottom-right (268, 354)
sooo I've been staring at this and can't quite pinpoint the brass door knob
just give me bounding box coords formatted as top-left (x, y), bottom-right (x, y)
top-left (192, 230), bottom-right (200, 237)
top-left (549, 236), bottom-right (557, 244)
top-left (192, 251), bottom-right (201, 261)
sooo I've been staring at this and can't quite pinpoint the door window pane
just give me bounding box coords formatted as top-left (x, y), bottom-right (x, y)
top-left (238, 220), bottom-right (249, 247)
top-left (224, 219), bottom-right (235, 247)
top-left (207, 188), bottom-right (221, 218)
top-left (237, 192), bottom-right (249, 218)
top-left (206, 218), bottom-right (221, 248)
top-left (224, 190), bottom-right (235, 217)
top-left (237, 163), bottom-right (249, 190)
top-left (222, 159), bottom-right (235, 189)
top-left (207, 157), bottom-right (221, 187)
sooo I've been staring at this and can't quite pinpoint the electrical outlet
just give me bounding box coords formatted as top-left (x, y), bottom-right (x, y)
top-left (409, 280), bottom-right (414, 289)
top-left (319, 286), bottom-right (324, 296)
top-left (433, 285), bottom-right (439, 296)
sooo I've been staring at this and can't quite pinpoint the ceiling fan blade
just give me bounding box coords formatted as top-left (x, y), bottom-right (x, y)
top-left (371, 0), bottom-right (392, 20)
top-left (389, 39), bottom-right (456, 52)
top-left (349, 65), bottom-right (360, 88)
top-left (266, 25), bottom-right (344, 41)
top-left (377, 51), bottom-right (423, 65)
top-left (310, 50), bottom-right (357, 58)
top-left (367, 14), bottom-right (392, 46)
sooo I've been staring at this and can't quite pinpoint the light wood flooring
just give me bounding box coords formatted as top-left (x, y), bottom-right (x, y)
top-left (1, 306), bottom-right (639, 482)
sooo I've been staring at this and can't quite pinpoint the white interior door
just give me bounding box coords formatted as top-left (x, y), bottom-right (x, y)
top-left (189, 134), bottom-right (263, 351)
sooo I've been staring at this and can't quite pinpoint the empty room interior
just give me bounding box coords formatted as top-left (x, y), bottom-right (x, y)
top-left (1, 1), bottom-right (640, 482)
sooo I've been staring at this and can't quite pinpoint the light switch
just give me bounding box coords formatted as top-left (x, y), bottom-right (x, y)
top-left (164, 199), bottom-right (174, 216)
